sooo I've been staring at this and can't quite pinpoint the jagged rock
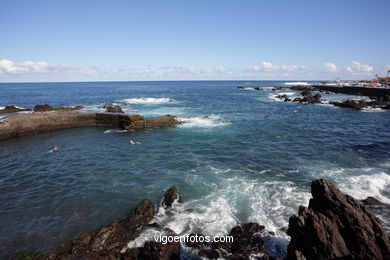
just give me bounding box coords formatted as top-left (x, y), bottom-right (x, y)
top-left (287, 179), bottom-right (390, 260)
top-left (289, 86), bottom-right (318, 91)
top-left (254, 87), bottom-right (264, 91)
top-left (40, 199), bottom-right (156, 259)
top-left (301, 90), bottom-right (312, 97)
top-left (272, 87), bottom-right (285, 91)
top-left (330, 99), bottom-right (368, 110)
top-left (185, 233), bottom-right (206, 249)
top-left (105, 105), bottom-right (124, 113)
top-left (0, 105), bottom-right (31, 114)
top-left (212, 223), bottom-right (265, 258)
top-left (34, 104), bottom-right (53, 111)
top-left (161, 186), bottom-right (179, 208)
top-left (361, 197), bottom-right (390, 236)
top-left (198, 248), bottom-right (220, 259)
top-left (137, 241), bottom-right (180, 260)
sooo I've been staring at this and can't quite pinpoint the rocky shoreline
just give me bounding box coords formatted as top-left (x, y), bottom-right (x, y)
top-left (0, 104), bottom-right (180, 141)
top-left (237, 85), bottom-right (390, 110)
top-left (15, 179), bottom-right (390, 260)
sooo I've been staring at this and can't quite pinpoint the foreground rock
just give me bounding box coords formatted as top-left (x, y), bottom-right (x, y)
top-left (14, 179), bottom-right (390, 259)
top-left (287, 179), bottom-right (390, 260)
top-left (0, 111), bottom-right (180, 141)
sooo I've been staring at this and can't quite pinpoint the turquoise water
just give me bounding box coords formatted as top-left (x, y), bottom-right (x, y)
top-left (0, 81), bottom-right (389, 258)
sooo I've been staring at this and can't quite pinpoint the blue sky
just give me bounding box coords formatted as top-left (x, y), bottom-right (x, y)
top-left (1, 0), bottom-right (389, 82)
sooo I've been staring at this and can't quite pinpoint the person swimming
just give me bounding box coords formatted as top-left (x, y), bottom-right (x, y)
top-left (48, 146), bottom-right (60, 153)
top-left (129, 140), bottom-right (141, 145)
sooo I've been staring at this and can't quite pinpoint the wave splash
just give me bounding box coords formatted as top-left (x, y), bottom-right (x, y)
top-left (284, 82), bottom-right (310, 86)
top-left (178, 115), bottom-right (230, 128)
top-left (121, 97), bottom-right (172, 105)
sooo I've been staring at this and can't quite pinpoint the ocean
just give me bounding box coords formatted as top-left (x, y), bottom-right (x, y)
top-left (0, 81), bottom-right (389, 258)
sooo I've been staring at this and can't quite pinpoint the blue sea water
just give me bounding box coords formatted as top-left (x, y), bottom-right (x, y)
top-left (0, 81), bottom-right (389, 258)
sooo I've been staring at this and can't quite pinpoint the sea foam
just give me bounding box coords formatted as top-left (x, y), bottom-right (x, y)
top-left (284, 82), bottom-right (310, 86)
top-left (121, 97), bottom-right (173, 105)
top-left (178, 115), bottom-right (230, 128)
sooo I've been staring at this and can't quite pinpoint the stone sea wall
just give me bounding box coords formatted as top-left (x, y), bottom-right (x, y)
top-left (0, 111), bottom-right (180, 141)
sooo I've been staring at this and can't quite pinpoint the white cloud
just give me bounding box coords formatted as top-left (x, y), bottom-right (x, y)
top-left (252, 65), bottom-right (261, 72)
top-left (324, 62), bottom-right (337, 73)
top-left (281, 64), bottom-right (298, 72)
top-left (217, 66), bottom-right (225, 73)
top-left (262, 61), bottom-right (275, 70)
top-left (346, 61), bottom-right (373, 74)
top-left (0, 58), bottom-right (71, 75)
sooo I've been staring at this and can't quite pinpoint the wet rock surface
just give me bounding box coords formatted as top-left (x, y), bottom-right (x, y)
top-left (14, 180), bottom-right (390, 260)
top-left (161, 186), bottom-right (180, 208)
top-left (103, 105), bottom-right (124, 113)
top-left (0, 106), bottom-right (31, 114)
top-left (287, 179), bottom-right (390, 260)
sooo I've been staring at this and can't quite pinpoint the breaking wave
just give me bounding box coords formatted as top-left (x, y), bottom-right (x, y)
top-left (178, 115), bottom-right (231, 128)
top-left (121, 97), bottom-right (173, 105)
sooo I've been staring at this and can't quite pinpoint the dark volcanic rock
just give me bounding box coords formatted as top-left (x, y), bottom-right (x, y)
top-left (34, 104), bottom-right (53, 111)
top-left (41, 199), bottom-right (156, 259)
top-left (104, 105), bottom-right (124, 113)
top-left (0, 105), bottom-right (31, 114)
top-left (198, 248), bottom-right (220, 259)
top-left (361, 197), bottom-right (390, 236)
top-left (161, 186), bottom-right (180, 209)
top-left (287, 179), bottom-right (390, 260)
top-left (137, 241), bottom-right (180, 260)
top-left (212, 223), bottom-right (265, 258)
top-left (289, 86), bottom-right (318, 91)
top-left (330, 99), bottom-right (368, 110)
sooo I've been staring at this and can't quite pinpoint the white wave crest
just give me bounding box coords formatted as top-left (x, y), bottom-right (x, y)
top-left (284, 82), bottom-right (310, 86)
top-left (0, 106), bottom-right (5, 110)
top-left (178, 115), bottom-right (230, 128)
top-left (121, 97), bottom-right (172, 104)
top-left (103, 129), bottom-right (128, 134)
top-left (335, 172), bottom-right (390, 204)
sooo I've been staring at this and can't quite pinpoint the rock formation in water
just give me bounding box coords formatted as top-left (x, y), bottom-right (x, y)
top-left (0, 105), bottom-right (31, 114)
top-left (287, 179), bottom-right (390, 260)
top-left (104, 105), bottom-right (124, 113)
top-left (15, 179), bottom-right (390, 260)
top-left (0, 111), bottom-right (180, 141)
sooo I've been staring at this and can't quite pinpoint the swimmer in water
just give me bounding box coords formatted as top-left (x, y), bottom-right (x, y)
top-left (48, 146), bottom-right (60, 153)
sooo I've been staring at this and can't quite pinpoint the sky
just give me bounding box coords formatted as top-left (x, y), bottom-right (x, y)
top-left (0, 0), bottom-right (389, 82)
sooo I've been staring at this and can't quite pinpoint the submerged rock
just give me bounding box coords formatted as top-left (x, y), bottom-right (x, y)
top-left (287, 179), bottom-right (390, 260)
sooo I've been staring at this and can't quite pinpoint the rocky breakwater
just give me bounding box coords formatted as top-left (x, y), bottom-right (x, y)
top-left (0, 110), bottom-right (180, 141)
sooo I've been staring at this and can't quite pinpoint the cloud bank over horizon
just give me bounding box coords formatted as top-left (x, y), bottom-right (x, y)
top-left (0, 58), bottom-right (386, 82)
